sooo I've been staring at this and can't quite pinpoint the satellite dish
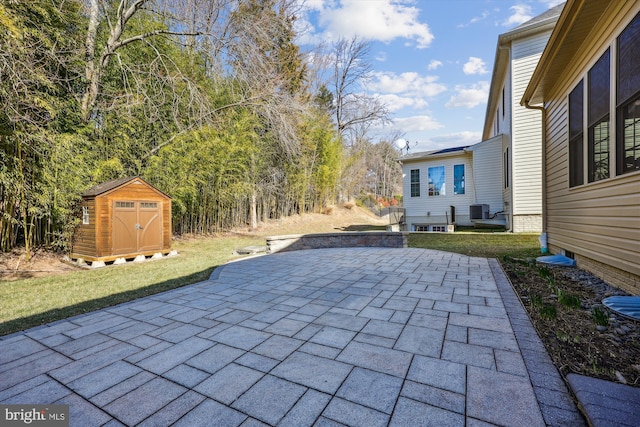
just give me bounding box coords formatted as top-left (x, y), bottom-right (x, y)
top-left (396, 139), bottom-right (417, 154)
top-left (395, 139), bottom-right (407, 150)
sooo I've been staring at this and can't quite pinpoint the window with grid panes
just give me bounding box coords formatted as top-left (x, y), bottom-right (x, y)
top-left (410, 169), bottom-right (420, 197)
top-left (588, 49), bottom-right (610, 182)
top-left (569, 80), bottom-right (584, 187)
top-left (617, 12), bottom-right (640, 174)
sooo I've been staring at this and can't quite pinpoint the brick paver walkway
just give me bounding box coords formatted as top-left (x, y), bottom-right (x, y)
top-left (0, 248), bottom-right (584, 426)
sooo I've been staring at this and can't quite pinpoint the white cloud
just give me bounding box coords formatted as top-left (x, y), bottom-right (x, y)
top-left (369, 71), bottom-right (446, 98)
top-left (429, 131), bottom-right (483, 146)
top-left (378, 94), bottom-right (428, 112)
top-left (427, 60), bottom-right (442, 71)
top-left (503, 4), bottom-right (533, 27)
top-left (445, 81), bottom-right (489, 108)
top-left (303, 0), bottom-right (325, 11)
top-left (393, 115), bottom-right (443, 132)
top-left (313, 0), bottom-right (434, 48)
top-left (463, 57), bottom-right (488, 75)
top-left (541, 0), bottom-right (566, 8)
top-left (375, 51), bottom-right (388, 62)
top-left (457, 10), bottom-right (490, 28)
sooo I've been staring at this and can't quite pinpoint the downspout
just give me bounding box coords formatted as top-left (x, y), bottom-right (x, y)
top-left (523, 99), bottom-right (548, 235)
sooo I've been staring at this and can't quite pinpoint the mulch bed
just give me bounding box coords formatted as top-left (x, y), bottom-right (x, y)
top-left (500, 257), bottom-right (640, 387)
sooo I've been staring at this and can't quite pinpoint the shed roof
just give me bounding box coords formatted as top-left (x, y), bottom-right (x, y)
top-left (82, 176), bottom-right (170, 199)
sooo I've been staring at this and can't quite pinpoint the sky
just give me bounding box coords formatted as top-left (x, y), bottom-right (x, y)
top-left (297, 0), bottom-right (565, 152)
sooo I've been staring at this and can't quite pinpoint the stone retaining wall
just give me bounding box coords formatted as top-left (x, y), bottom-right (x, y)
top-left (266, 232), bottom-right (408, 253)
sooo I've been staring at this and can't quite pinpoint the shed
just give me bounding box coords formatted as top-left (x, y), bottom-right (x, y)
top-left (71, 176), bottom-right (171, 262)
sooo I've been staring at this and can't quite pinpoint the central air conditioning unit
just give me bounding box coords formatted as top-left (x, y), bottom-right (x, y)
top-left (470, 204), bottom-right (490, 220)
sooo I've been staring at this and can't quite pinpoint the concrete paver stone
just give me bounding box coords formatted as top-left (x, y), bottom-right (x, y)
top-left (0, 247), bottom-right (593, 426)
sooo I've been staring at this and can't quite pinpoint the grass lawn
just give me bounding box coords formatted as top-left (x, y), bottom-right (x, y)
top-left (0, 228), bottom-right (540, 336)
top-left (0, 235), bottom-right (262, 336)
top-left (408, 232), bottom-right (540, 258)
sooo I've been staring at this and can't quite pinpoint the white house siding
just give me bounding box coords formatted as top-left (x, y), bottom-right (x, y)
top-left (510, 33), bottom-right (549, 227)
top-left (401, 153), bottom-right (476, 230)
top-left (541, 2), bottom-right (640, 292)
top-left (484, 71), bottom-right (514, 222)
top-left (495, 70), bottom-right (512, 144)
top-left (470, 136), bottom-right (504, 215)
top-left (483, 23), bottom-right (553, 232)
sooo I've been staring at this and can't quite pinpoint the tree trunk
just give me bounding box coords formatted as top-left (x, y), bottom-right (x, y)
top-left (81, 0), bottom-right (149, 121)
top-left (81, 0), bottom-right (100, 121)
top-left (250, 190), bottom-right (258, 229)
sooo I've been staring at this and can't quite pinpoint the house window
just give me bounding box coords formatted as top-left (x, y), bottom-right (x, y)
top-left (410, 169), bottom-right (420, 197)
top-left (569, 80), bottom-right (584, 187)
top-left (82, 206), bottom-right (90, 225)
top-left (588, 49), bottom-right (610, 182)
top-left (115, 201), bottom-right (135, 208)
top-left (431, 225), bottom-right (447, 232)
top-left (141, 202), bottom-right (158, 209)
top-left (502, 87), bottom-right (506, 118)
top-left (503, 148), bottom-right (510, 188)
top-left (428, 166), bottom-right (445, 196)
top-left (454, 164), bottom-right (465, 195)
top-left (617, 12), bottom-right (640, 174)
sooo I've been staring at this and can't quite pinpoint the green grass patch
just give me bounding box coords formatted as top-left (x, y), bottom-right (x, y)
top-left (0, 235), bottom-right (261, 336)
top-left (557, 288), bottom-right (581, 309)
top-left (408, 232), bottom-right (540, 258)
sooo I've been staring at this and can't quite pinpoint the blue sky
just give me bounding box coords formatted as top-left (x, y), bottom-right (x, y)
top-left (297, 0), bottom-right (565, 152)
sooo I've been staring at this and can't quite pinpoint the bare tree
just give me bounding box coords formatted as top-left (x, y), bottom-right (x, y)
top-left (330, 37), bottom-right (390, 145)
top-left (81, 0), bottom-right (308, 160)
top-left (80, 0), bottom-right (222, 122)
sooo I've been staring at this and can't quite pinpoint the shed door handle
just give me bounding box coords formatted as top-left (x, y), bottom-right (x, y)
top-left (135, 224), bottom-right (143, 230)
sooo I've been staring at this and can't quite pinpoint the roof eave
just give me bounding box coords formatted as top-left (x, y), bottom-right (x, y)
top-left (82, 176), bottom-right (171, 199)
top-left (483, 17), bottom-right (561, 139)
top-left (399, 150), bottom-right (472, 164)
top-left (522, 0), bottom-right (612, 107)
top-left (483, 43), bottom-right (510, 139)
top-left (522, 5), bottom-right (578, 106)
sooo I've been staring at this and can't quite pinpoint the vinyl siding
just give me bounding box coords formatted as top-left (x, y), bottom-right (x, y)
top-left (471, 136), bottom-right (504, 213)
top-left (486, 68), bottom-right (512, 143)
top-left (543, 2), bottom-right (640, 279)
top-left (511, 33), bottom-right (550, 216)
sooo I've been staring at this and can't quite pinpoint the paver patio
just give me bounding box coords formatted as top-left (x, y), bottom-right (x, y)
top-left (0, 247), bottom-right (585, 426)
